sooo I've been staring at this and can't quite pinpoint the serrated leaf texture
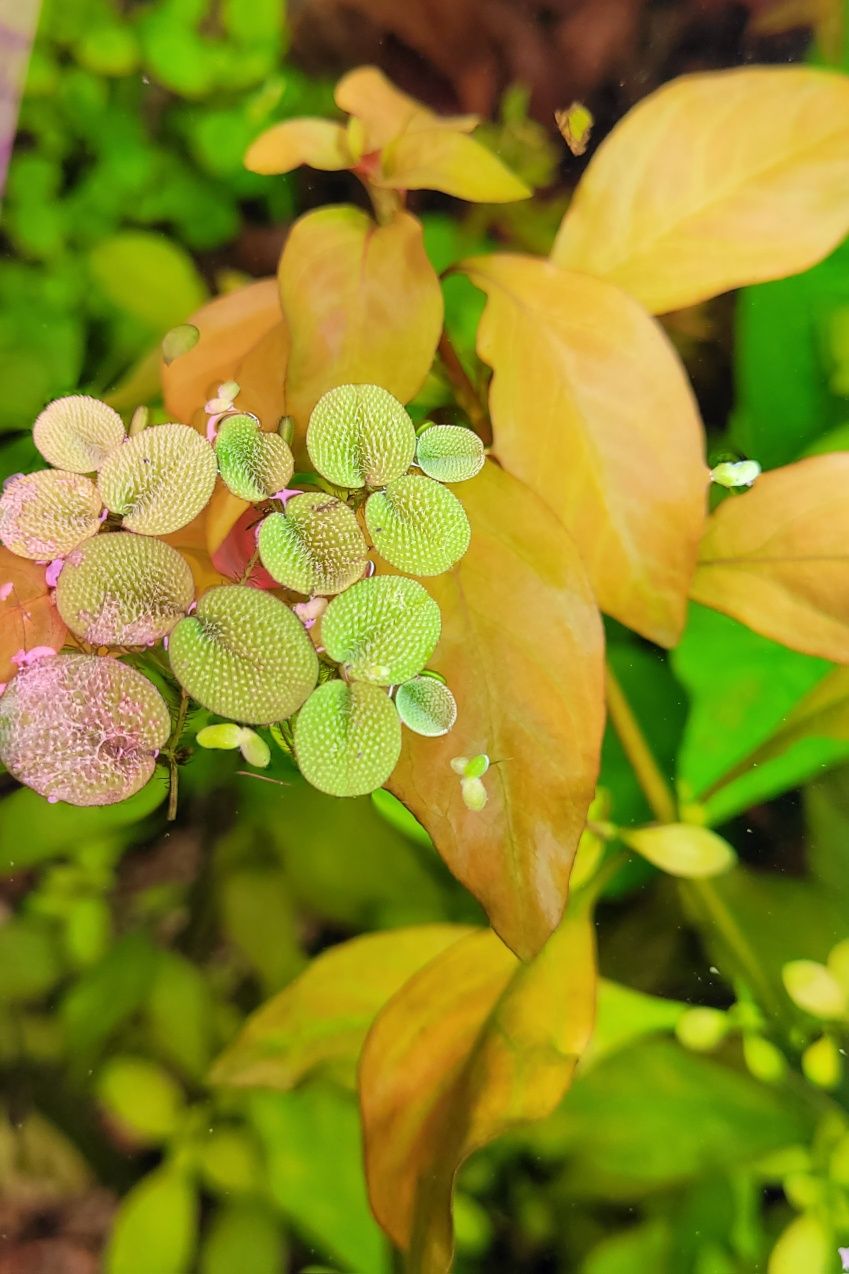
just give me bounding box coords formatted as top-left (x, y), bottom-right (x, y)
top-left (365, 474), bottom-right (470, 576)
top-left (306, 384), bottom-right (416, 489)
top-left (0, 471), bottom-right (102, 561)
top-left (294, 679), bottom-right (402, 797)
top-left (0, 653), bottom-right (170, 806)
top-left (33, 396), bottom-right (126, 473)
top-left (56, 532), bottom-right (194, 647)
top-left (215, 414), bottom-right (294, 502)
top-left (258, 494), bottom-right (369, 596)
top-left (321, 575), bottom-right (441, 685)
top-left (168, 584), bottom-right (318, 724)
top-left (395, 675), bottom-right (457, 736)
top-left (97, 424), bottom-right (217, 535)
top-left (416, 425), bottom-right (485, 483)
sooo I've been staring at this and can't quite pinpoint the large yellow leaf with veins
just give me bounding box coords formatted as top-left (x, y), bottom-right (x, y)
top-left (552, 67), bottom-right (849, 314)
top-left (461, 254), bottom-right (707, 646)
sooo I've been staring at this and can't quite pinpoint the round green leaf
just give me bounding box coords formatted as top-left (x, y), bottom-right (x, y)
top-left (97, 1055), bottom-right (184, 1143)
top-left (196, 723), bottom-right (243, 750)
top-left (0, 470), bottom-right (102, 561)
top-left (321, 576), bottom-right (441, 685)
top-left (215, 414), bottom-right (294, 503)
top-left (0, 653), bottom-right (170, 806)
top-left (162, 324), bottom-right (200, 366)
top-left (56, 532), bottom-right (194, 646)
top-left (395, 675), bottom-right (457, 736)
top-left (97, 424), bottom-right (217, 535)
top-left (416, 424), bottom-right (485, 483)
top-left (168, 585), bottom-right (318, 725)
top-left (306, 384), bottom-right (416, 489)
top-left (294, 679), bottom-right (402, 797)
top-left (782, 959), bottom-right (847, 1019)
top-left (33, 395), bottom-right (126, 473)
top-left (365, 475), bottom-right (470, 576)
top-left (257, 494), bottom-right (369, 596)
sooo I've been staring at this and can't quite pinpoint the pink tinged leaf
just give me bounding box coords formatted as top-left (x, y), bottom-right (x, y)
top-left (11, 645), bottom-right (57, 668)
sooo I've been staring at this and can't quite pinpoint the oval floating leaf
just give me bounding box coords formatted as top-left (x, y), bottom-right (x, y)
top-left (395, 676), bottom-right (457, 737)
top-left (56, 532), bottom-right (194, 647)
top-left (0, 470), bottom-right (102, 561)
top-left (321, 576), bottom-right (441, 686)
top-left (416, 425), bottom-right (485, 483)
top-left (293, 679), bottom-right (402, 797)
top-left (97, 424), bottom-right (217, 535)
top-left (33, 395), bottom-right (126, 472)
top-left (0, 549), bottom-right (67, 684)
top-left (365, 475), bottom-right (470, 576)
top-left (161, 324), bottom-right (200, 366)
top-left (214, 414), bottom-right (294, 503)
top-left (168, 585), bottom-right (318, 724)
top-left (622, 824), bottom-right (736, 879)
top-left (258, 494), bottom-right (369, 596)
top-left (0, 652), bottom-right (170, 806)
top-left (552, 67), bottom-right (849, 314)
top-left (307, 383), bottom-right (416, 490)
top-left (279, 207), bottom-right (443, 427)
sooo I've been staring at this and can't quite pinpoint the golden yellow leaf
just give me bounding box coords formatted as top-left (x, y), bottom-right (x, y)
top-left (279, 206), bottom-right (443, 426)
top-left (387, 462), bottom-right (605, 960)
top-left (360, 902), bottom-right (596, 1271)
top-left (552, 67), bottom-right (849, 314)
top-left (691, 454), bottom-right (849, 661)
top-left (377, 130), bottom-right (531, 202)
top-left (210, 924), bottom-right (473, 1090)
top-left (161, 279), bottom-right (282, 429)
top-left (334, 65), bottom-right (478, 152)
top-left (461, 254), bottom-right (707, 646)
top-left (621, 824), bottom-right (736, 879)
top-left (0, 549), bottom-right (67, 683)
top-left (244, 118), bottom-right (352, 176)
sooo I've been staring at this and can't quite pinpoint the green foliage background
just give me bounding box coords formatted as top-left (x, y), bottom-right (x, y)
top-left (3, 2), bottom-right (849, 1272)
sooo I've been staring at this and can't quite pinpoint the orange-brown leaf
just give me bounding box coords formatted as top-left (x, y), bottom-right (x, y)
top-left (387, 462), bottom-right (605, 960)
top-left (360, 903), bottom-right (596, 1271)
top-left (552, 67), bottom-right (849, 314)
top-left (461, 254), bottom-right (707, 646)
top-left (244, 118), bottom-right (352, 176)
top-left (0, 549), bottom-right (67, 683)
top-left (161, 279), bottom-right (282, 429)
top-left (335, 65), bottom-right (478, 152)
top-left (279, 206), bottom-right (443, 426)
top-left (691, 454), bottom-right (849, 661)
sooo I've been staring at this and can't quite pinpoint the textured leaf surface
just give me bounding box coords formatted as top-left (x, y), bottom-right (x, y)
top-left (211, 925), bottom-right (472, 1090)
top-left (360, 905), bottom-right (596, 1270)
top-left (0, 549), bottom-right (67, 684)
top-left (33, 395), bottom-right (125, 473)
top-left (294, 680), bottom-right (402, 797)
top-left (0, 470), bottom-right (102, 561)
top-left (56, 532), bottom-right (194, 647)
top-left (552, 67), bottom-right (849, 314)
top-left (387, 462), bottom-right (605, 959)
top-left (244, 119), bottom-right (352, 175)
top-left (307, 383), bottom-right (416, 489)
top-left (258, 495), bottom-right (368, 596)
top-left (0, 653), bottom-right (170, 806)
top-left (416, 425), bottom-right (485, 483)
top-left (98, 425), bottom-right (217, 536)
top-left (169, 585), bottom-right (317, 724)
top-left (279, 207), bottom-right (443, 426)
top-left (395, 676), bottom-right (457, 737)
top-left (462, 254), bottom-right (706, 645)
top-left (321, 576), bottom-right (441, 686)
top-left (691, 454), bottom-right (849, 662)
top-left (215, 414), bottom-right (294, 502)
top-left (377, 130), bottom-right (531, 202)
top-left (365, 476), bottom-right (471, 577)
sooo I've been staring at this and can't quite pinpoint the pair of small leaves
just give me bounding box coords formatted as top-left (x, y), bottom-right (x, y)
top-left (196, 722), bottom-right (271, 769)
top-left (214, 413), bottom-right (294, 503)
top-left (0, 470), bottom-right (103, 561)
top-left (168, 585), bottom-right (318, 725)
top-left (258, 494), bottom-right (368, 596)
top-left (0, 653), bottom-right (170, 806)
top-left (56, 533), bottom-right (194, 648)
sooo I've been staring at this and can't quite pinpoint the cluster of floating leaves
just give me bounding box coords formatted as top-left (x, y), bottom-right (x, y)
top-left (0, 383), bottom-right (483, 807)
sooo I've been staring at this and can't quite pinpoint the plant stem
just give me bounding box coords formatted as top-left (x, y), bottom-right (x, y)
top-left (165, 688), bottom-right (189, 822)
top-left (604, 664), bottom-right (677, 824)
top-left (437, 331), bottom-right (493, 446)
